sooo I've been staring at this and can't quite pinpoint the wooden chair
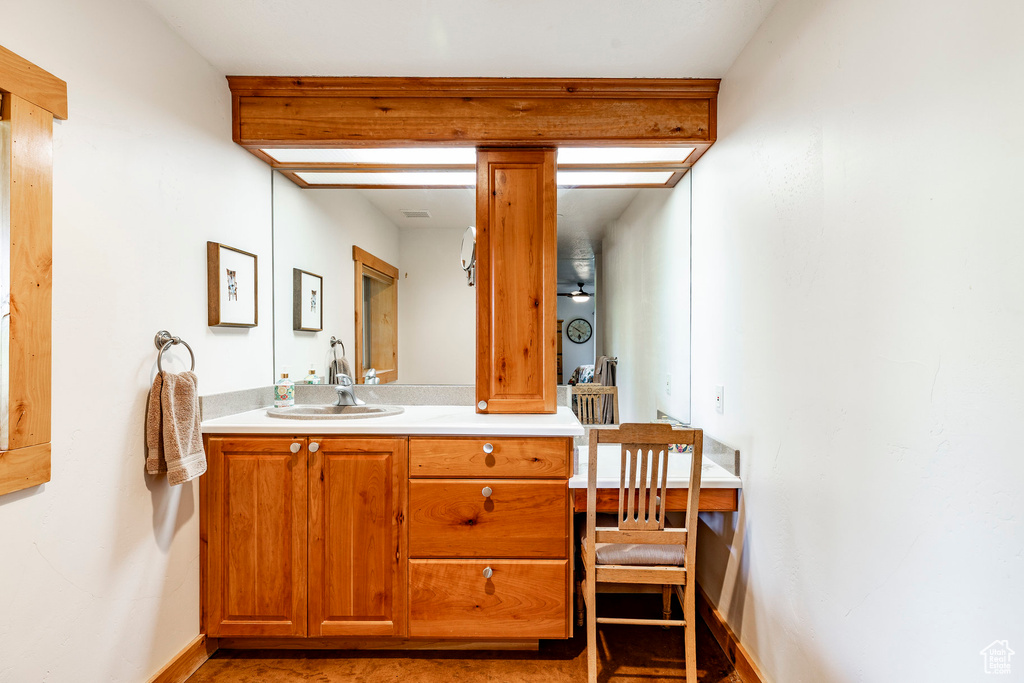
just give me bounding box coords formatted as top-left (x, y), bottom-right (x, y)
top-left (572, 384), bottom-right (619, 425)
top-left (580, 423), bottom-right (703, 683)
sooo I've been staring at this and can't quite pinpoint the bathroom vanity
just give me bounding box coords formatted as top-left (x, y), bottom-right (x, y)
top-left (199, 405), bottom-right (583, 648)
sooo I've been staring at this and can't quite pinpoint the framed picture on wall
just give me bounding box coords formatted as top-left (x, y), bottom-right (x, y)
top-left (207, 241), bottom-right (258, 327)
top-left (293, 268), bottom-right (323, 332)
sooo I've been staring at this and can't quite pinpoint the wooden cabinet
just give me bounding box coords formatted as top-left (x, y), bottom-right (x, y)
top-left (475, 149), bottom-right (558, 414)
top-left (203, 436), bottom-right (308, 637)
top-left (308, 437), bottom-right (407, 637)
top-left (202, 433), bottom-right (571, 644)
top-left (202, 435), bottom-right (407, 639)
top-left (407, 435), bottom-right (572, 640)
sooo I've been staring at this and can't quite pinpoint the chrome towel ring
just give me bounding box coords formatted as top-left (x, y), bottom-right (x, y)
top-left (154, 330), bottom-right (195, 373)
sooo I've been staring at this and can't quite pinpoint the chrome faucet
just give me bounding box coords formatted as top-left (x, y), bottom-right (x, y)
top-left (334, 374), bottom-right (365, 406)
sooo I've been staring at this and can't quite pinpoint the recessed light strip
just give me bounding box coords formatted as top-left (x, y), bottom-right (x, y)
top-left (264, 146), bottom-right (694, 167)
top-left (295, 170), bottom-right (676, 188)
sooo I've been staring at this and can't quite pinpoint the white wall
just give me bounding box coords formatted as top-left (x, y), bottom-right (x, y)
top-left (0, 1), bottom-right (271, 681)
top-left (397, 226), bottom-right (475, 384)
top-left (599, 178), bottom-right (691, 423)
top-left (557, 293), bottom-right (597, 383)
top-left (272, 179), bottom-right (400, 381)
top-left (690, 0), bottom-right (1024, 681)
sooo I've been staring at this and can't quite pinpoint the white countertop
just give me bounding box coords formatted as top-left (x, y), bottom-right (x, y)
top-left (201, 404), bottom-right (586, 437)
top-left (569, 443), bottom-right (741, 489)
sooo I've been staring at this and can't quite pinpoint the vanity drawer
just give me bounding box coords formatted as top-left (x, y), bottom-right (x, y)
top-left (409, 437), bottom-right (571, 478)
top-left (409, 480), bottom-right (568, 558)
top-left (409, 559), bottom-right (569, 639)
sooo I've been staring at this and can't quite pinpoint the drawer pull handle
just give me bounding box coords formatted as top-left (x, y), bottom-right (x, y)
top-left (481, 486), bottom-right (493, 498)
top-left (309, 442), bottom-right (320, 453)
top-left (482, 567), bottom-right (493, 579)
top-left (290, 442), bottom-right (301, 454)
top-left (482, 442), bottom-right (494, 454)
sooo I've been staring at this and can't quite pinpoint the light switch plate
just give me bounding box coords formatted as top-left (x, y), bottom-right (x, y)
top-left (714, 385), bottom-right (724, 413)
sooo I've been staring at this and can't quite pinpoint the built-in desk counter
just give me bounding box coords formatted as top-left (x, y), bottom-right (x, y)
top-left (570, 443), bottom-right (741, 512)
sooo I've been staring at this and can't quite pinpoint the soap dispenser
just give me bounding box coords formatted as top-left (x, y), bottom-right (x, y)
top-left (306, 364), bottom-right (320, 385)
top-left (275, 368), bottom-right (295, 407)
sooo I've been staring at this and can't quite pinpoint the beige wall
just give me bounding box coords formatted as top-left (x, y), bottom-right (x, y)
top-left (0, 0), bottom-right (272, 680)
top-left (690, 0), bottom-right (1024, 680)
top-left (599, 178), bottom-right (692, 423)
top-left (397, 226), bottom-right (476, 385)
top-left (272, 178), bottom-right (400, 381)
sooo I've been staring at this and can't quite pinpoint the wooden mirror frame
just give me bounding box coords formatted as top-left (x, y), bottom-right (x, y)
top-left (352, 246), bottom-right (398, 384)
top-left (0, 45), bottom-right (67, 496)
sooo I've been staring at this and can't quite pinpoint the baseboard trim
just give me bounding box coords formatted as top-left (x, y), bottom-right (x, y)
top-left (696, 583), bottom-right (766, 683)
top-left (147, 634), bottom-right (218, 683)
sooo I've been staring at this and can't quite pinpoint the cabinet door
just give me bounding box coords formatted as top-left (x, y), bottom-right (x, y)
top-left (204, 436), bottom-right (307, 637)
top-left (475, 148), bottom-right (558, 414)
top-left (308, 437), bottom-right (408, 637)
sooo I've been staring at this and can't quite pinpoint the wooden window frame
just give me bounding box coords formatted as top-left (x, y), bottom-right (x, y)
top-left (0, 46), bottom-right (66, 497)
top-left (352, 246), bottom-right (399, 384)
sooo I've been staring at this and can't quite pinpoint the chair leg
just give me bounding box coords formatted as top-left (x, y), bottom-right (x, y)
top-left (576, 577), bottom-right (585, 627)
top-left (662, 584), bottom-right (672, 623)
top-left (683, 581), bottom-right (697, 681)
top-left (587, 574), bottom-right (598, 683)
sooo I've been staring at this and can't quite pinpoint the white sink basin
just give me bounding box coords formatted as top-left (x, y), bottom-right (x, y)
top-left (265, 404), bottom-right (405, 420)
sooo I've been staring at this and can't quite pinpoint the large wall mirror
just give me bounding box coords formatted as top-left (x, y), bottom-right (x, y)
top-left (270, 150), bottom-right (691, 421)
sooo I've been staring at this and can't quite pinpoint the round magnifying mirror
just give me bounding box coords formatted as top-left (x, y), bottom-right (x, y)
top-left (460, 226), bottom-right (476, 272)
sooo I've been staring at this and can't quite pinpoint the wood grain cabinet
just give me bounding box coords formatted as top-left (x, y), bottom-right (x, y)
top-left (202, 434), bottom-right (570, 644)
top-left (202, 435), bottom-right (408, 639)
top-left (407, 436), bottom-right (573, 640)
top-left (203, 436), bottom-right (308, 637)
top-left (308, 437), bottom-right (407, 637)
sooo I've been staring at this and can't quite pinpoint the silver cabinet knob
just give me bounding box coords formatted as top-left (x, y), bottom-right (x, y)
top-left (482, 567), bottom-right (493, 579)
top-left (481, 486), bottom-right (493, 498)
top-left (482, 442), bottom-right (494, 454)
top-left (477, 400), bottom-right (488, 410)
top-left (309, 442), bottom-right (320, 453)
top-left (290, 442), bottom-right (301, 453)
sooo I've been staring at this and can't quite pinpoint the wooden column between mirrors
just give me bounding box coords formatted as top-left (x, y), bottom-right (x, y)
top-left (0, 45), bottom-right (66, 496)
top-left (475, 149), bottom-right (557, 414)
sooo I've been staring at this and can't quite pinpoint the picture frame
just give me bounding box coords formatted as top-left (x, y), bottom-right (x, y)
top-left (293, 268), bottom-right (323, 332)
top-left (207, 241), bottom-right (258, 327)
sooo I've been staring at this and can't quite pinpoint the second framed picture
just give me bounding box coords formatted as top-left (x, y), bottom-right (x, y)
top-left (293, 268), bottom-right (323, 331)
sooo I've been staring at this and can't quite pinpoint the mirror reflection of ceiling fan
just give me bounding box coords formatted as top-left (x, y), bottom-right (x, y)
top-left (558, 282), bottom-right (592, 302)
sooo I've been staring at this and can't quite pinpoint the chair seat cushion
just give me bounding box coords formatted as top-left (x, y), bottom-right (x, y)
top-left (582, 536), bottom-right (686, 566)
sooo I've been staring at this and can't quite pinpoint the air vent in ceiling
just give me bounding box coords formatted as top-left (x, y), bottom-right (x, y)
top-left (401, 209), bottom-right (431, 218)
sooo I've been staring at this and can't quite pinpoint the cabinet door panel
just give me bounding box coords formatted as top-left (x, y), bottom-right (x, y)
top-left (475, 149), bottom-right (557, 414)
top-left (205, 437), bottom-right (306, 637)
top-left (309, 437), bottom-right (408, 637)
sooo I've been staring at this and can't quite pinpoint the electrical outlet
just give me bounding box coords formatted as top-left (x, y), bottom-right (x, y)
top-left (714, 385), bottom-right (724, 414)
top-left (666, 374), bottom-right (672, 396)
